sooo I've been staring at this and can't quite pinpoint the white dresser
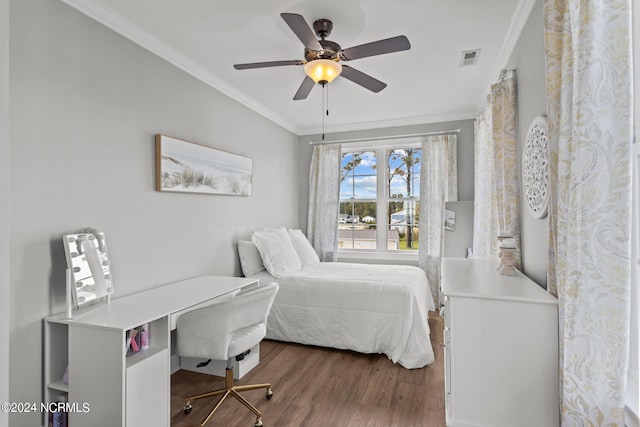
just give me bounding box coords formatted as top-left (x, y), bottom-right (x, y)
top-left (441, 258), bottom-right (559, 427)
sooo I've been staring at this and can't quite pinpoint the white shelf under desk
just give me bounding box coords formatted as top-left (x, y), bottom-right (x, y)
top-left (44, 275), bottom-right (258, 427)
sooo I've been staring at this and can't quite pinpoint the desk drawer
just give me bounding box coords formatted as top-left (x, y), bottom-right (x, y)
top-left (181, 343), bottom-right (260, 380)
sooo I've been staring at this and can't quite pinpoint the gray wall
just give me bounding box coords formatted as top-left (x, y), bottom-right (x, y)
top-left (444, 201), bottom-right (474, 258)
top-left (8, 1), bottom-right (300, 425)
top-left (297, 119), bottom-right (476, 260)
top-left (1, 0), bottom-right (9, 424)
top-left (504, 0), bottom-right (548, 287)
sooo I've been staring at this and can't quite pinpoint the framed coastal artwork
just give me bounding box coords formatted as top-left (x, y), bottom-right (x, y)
top-left (155, 134), bottom-right (252, 196)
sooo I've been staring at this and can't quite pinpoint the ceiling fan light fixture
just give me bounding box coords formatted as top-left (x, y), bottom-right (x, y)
top-left (304, 59), bottom-right (342, 85)
top-left (234, 13), bottom-right (411, 100)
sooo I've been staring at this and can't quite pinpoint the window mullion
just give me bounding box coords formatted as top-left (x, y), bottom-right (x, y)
top-left (376, 147), bottom-right (388, 250)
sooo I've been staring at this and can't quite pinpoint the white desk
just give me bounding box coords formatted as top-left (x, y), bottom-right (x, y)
top-left (44, 275), bottom-right (258, 427)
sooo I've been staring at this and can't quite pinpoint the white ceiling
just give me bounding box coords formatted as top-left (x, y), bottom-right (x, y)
top-left (61, 0), bottom-right (535, 135)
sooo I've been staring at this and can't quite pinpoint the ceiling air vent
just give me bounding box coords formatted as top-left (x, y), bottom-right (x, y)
top-left (459, 49), bottom-right (480, 67)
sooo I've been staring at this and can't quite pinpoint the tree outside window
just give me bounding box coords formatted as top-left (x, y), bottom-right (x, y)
top-left (387, 148), bottom-right (421, 249)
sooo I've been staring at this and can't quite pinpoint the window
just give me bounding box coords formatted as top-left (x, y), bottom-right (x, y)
top-left (338, 143), bottom-right (422, 252)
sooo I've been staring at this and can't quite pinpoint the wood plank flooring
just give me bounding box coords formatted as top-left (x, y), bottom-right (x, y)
top-left (171, 313), bottom-right (444, 427)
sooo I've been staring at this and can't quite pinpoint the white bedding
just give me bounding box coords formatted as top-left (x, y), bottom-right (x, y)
top-left (252, 262), bottom-right (435, 369)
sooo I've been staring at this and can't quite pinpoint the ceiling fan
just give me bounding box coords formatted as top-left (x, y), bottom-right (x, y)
top-left (233, 13), bottom-right (411, 100)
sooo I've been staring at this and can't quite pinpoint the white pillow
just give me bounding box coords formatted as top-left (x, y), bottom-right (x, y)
top-left (251, 227), bottom-right (302, 278)
top-left (288, 229), bottom-right (320, 268)
top-left (237, 240), bottom-right (265, 277)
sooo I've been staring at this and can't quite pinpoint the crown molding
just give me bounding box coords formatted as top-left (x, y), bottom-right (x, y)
top-left (59, 0), bottom-right (300, 134)
top-left (298, 111), bottom-right (478, 136)
top-left (490, 0), bottom-right (538, 83)
top-left (473, 0), bottom-right (537, 118)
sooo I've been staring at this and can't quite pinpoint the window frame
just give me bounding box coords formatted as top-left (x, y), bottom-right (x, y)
top-left (338, 138), bottom-right (423, 257)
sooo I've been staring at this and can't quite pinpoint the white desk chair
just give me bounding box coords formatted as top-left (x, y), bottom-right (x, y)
top-left (177, 282), bottom-right (279, 427)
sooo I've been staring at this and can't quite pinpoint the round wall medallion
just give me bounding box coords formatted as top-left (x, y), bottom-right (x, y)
top-left (522, 116), bottom-right (549, 219)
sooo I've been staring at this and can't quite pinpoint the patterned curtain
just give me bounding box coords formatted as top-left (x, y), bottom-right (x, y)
top-left (491, 76), bottom-right (520, 266)
top-left (473, 76), bottom-right (520, 266)
top-left (307, 144), bottom-right (341, 262)
top-left (445, 136), bottom-right (458, 203)
top-left (544, 0), bottom-right (633, 424)
top-left (473, 98), bottom-right (499, 259)
top-left (419, 134), bottom-right (456, 306)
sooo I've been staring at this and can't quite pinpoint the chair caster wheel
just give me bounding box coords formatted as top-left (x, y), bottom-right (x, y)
top-left (184, 404), bottom-right (192, 414)
top-left (254, 418), bottom-right (263, 427)
top-left (266, 388), bottom-right (273, 399)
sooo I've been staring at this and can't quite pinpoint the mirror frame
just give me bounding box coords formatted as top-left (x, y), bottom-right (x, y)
top-left (62, 230), bottom-right (113, 308)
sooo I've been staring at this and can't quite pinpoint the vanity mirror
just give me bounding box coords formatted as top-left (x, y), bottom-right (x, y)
top-left (62, 229), bottom-right (114, 310)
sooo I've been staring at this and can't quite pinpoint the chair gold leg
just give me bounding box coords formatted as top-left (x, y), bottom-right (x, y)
top-left (230, 390), bottom-right (262, 426)
top-left (225, 367), bottom-right (234, 389)
top-left (184, 369), bottom-right (235, 406)
top-left (234, 382), bottom-right (271, 392)
top-left (200, 390), bottom-right (231, 427)
top-left (183, 368), bottom-right (272, 427)
top-left (230, 389), bottom-right (262, 417)
top-left (185, 387), bottom-right (226, 404)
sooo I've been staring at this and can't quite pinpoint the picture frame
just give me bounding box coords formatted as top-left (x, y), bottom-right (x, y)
top-left (445, 209), bottom-right (456, 231)
top-left (155, 134), bottom-right (252, 196)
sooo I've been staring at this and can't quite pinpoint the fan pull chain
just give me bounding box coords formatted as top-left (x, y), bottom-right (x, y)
top-left (326, 83), bottom-right (330, 117)
top-left (321, 83), bottom-right (326, 140)
top-left (321, 83), bottom-right (331, 140)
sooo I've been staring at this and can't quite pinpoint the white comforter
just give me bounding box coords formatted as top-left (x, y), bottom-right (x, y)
top-left (253, 262), bottom-right (435, 369)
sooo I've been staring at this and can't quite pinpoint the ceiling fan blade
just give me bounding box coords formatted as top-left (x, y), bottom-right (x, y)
top-left (340, 65), bottom-right (387, 93)
top-left (341, 35), bottom-right (411, 61)
top-left (293, 76), bottom-right (315, 100)
top-left (234, 60), bottom-right (304, 70)
top-left (281, 13), bottom-right (323, 51)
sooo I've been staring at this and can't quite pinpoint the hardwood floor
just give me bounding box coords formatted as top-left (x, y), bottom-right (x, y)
top-left (171, 313), bottom-right (445, 427)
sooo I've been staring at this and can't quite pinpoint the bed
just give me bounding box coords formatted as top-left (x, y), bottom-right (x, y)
top-left (238, 227), bottom-right (436, 369)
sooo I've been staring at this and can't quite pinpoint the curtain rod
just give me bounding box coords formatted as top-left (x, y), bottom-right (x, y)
top-left (309, 129), bottom-right (461, 145)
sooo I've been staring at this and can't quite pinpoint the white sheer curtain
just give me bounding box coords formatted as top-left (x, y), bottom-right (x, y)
top-left (307, 143), bottom-right (341, 262)
top-left (472, 97), bottom-right (499, 259)
top-left (445, 136), bottom-right (458, 203)
top-left (472, 76), bottom-right (520, 266)
top-left (544, 0), bottom-right (632, 423)
top-left (419, 134), bottom-right (457, 306)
